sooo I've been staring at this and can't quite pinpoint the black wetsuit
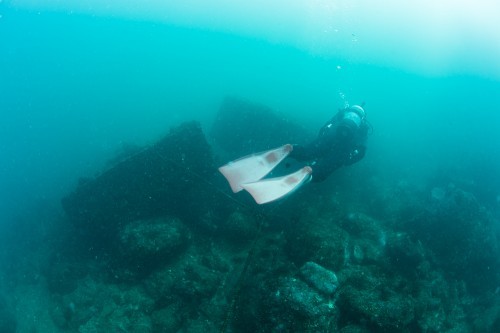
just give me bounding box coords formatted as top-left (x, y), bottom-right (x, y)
top-left (290, 109), bottom-right (369, 182)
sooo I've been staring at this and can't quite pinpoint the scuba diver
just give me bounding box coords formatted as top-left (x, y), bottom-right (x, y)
top-left (219, 104), bottom-right (370, 204)
top-left (289, 104), bottom-right (369, 182)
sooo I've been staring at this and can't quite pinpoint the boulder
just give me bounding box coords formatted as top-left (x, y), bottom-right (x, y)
top-left (277, 277), bottom-right (335, 318)
top-left (217, 211), bottom-right (259, 245)
top-left (51, 278), bottom-right (154, 332)
top-left (338, 267), bottom-right (415, 332)
top-left (115, 216), bottom-right (190, 277)
top-left (407, 187), bottom-right (500, 294)
top-left (61, 122), bottom-right (215, 237)
top-left (264, 272), bottom-right (339, 332)
top-left (299, 261), bottom-right (339, 296)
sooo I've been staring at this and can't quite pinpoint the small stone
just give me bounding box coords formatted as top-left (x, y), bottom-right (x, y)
top-left (299, 261), bottom-right (339, 296)
top-left (278, 278), bottom-right (327, 318)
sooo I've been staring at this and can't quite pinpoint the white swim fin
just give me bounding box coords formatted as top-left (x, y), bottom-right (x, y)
top-left (241, 166), bottom-right (312, 204)
top-left (219, 144), bottom-right (293, 193)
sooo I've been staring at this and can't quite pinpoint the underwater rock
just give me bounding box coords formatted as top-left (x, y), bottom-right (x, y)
top-left (340, 286), bottom-right (415, 332)
top-left (339, 213), bottom-right (388, 266)
top-left (143, 246), bottom-right (226, 308)
top-left (52, 277), bottom-right (154, 332)
top-left (46, 260), bottom-right (87, 295)
top-left (338, 266), bottom-right (415, 332)
top-left (365, 178), bottom-right (427, 222)
top-left (285, 217), bottom-right (350, 269)
top-left (339, 324), bottom-right (371, 333)
top-left (211, 96), bottom-right (312, 157)
top-left (430, 186), bottom-right (446, 201)
top-left (182, 317), bottom-right (219, 332)
top-left (61, 121), bottom-right (215, 238)
top-left (242, 257), bottom-right (340, 332)
top-left (262, 275), bottom-right (338, 332)
top-left (413, 272), bottom-right (468, 332)
top-left (341, 212), bottom-right (386, 242)
top-left (218, 211), bottom-right (259, 245)
top-left (299, 261), bottom-right (339, 296)
top-left (150, 304), bottom-right (182, 332)
top-left (116, 216), bottom-right (190, 277)
top-left (346, 237), bottom-right (387, 266)
top-left (139, 243), bottom-right (234, 331)
top-left (286, 211), bottom-right (389, 270)
top-left (470, 296), bottom-right (500, 333)
top-left (408, 187), bottom-right (500, 294)
top-left (277, 277), bottom-right (336, 318)
top-left (79, 312), bottom-right (152, 333)
top-left (385, 232), bottom-right (426, 277)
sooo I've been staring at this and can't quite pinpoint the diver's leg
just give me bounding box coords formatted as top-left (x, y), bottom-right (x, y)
top-left (309, 154), bottom-right (343, 182)
top-left (289, 140), bottom-right (322, 161)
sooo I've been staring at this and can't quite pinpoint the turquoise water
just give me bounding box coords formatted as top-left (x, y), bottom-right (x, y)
top-left (0, 3), bottom-right (499, 331)
top-left (2, 5), bottom-right (499, 223)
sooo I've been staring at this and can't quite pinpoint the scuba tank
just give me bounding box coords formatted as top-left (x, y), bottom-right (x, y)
top-left (337, 105), bottom-right (365, 139)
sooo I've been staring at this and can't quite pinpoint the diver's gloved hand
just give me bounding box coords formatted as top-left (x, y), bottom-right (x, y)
top-left (349, 149), bottom-right (360, 159)
top-left (345, 146), bottom-right (366, 165)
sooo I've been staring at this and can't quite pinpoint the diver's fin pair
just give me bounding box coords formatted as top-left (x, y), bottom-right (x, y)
top-left (218, 144), bottom-right (312, 204)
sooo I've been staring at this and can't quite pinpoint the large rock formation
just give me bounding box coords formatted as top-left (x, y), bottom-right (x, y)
top-left (211, 96), bottom-right (312, 158)
top-left (61, 121), bottom-right (215, 237)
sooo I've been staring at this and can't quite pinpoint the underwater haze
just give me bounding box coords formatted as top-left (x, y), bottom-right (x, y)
top-left (1, 1), bottom-right (500, 332)
top-left (2, 0), bottom-right (500, 223)
top-left (2, 0), bottom-right (500, 222)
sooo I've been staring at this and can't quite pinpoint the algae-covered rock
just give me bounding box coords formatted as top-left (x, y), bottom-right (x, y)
top-left (141, 243), bottom-right (233, 331)
top-left (108, 216), bottom-right (191, 281)
top-left (385, 232), bottom-right (426, 277)
top-left (62, 121), bottom-right (215, 237)
top-left (257, 275), bottom-right (339, 332)
top-left (51, 277), bottom-right (154, 332)
top-left (340, 212), bottom-right (388, 265)
top-left (285, 217), bottom-right (350, 269)
top-left (218, 211), bottom-right (259, 245)
top-left (286, 211), bottom-right (389, 271)
top-left (143, 246), bottom-right (225, 308)
top-left (408, 187), bottom-right (500, 294)
top-left (299, 261), bottom-right (339, 296)
top-left (339, 324), bottom-right (371, 333)
top-left (340, 286), bottom-right (415, 332)
top-left (79, 313), bottom-right (152, 333)
top-left (413, 272), bottom-right (469, 333)
top-left (151, 304), bottom-right (182, 333)
top-left (277, 277), bottom-right (336, 318)
top-left (244, 258), bottom-right (340, 332)
top-left (340, 212), bottom-right (386, 241)
top-left (118, 216), bottom-right (190, 265)
top-left (338, 266), bottom-right (415, 332)
top-left (183, 317), bottom-right (219, 333)
top-left (46, 260), bottom-right (87, 295)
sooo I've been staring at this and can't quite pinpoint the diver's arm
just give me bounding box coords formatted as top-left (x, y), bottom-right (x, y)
top-left (344, 121), bottom-right (368, 165)
top-left (344, 145), bottom-right (366, 165)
